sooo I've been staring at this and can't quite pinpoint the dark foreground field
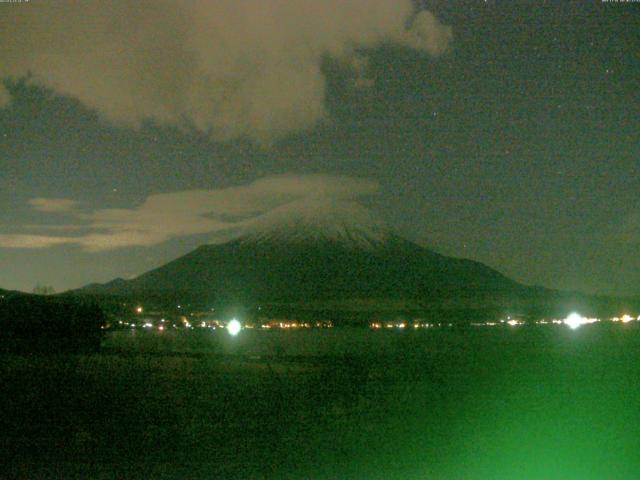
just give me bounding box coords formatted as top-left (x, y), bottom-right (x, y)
top-left (2, 325), bottom-right (640, 479)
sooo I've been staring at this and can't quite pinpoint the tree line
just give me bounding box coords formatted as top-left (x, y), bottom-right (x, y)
top-left (0, 294), bottom-right (105, 353)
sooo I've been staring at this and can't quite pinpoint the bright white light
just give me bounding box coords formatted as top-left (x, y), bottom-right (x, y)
top-left (563, 313), bottom-right (599, 329)
top-left (621, 314), bottom-right (633, 323)
top-left (565, 313), bottom-right (583, 329)
top-left (227, 318), bottom-right (241, 336)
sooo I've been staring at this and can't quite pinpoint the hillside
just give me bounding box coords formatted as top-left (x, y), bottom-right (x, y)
top-left (74, 201), bottom-right (638, 319)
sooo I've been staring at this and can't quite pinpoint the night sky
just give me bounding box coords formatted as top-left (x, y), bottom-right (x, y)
top-left (0, 1), bottom-right (638, 296)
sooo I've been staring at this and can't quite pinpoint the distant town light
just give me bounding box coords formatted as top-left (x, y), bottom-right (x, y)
top-left (563, 312), bottom-right (598, 329)
top-left (135, 306), bottom-right (143, 314)
top-left (227, 318), bottom-right (241, 336)
top-left (565, 313), bottom-right (583, 329)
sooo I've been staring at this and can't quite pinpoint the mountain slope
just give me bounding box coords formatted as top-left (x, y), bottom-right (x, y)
top-left (79, 230), bottom-right (524, 306)
top-left (76, 209), bottom-right (639, 319)
top-left (80, 198), bottom-right (611, 316)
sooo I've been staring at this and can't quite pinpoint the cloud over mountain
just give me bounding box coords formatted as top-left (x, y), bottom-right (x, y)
top-left (0, 1), bottom-right (451, 143)
top-left (0, 174), bottom-right (380, 251)
top-left (0, 83), bottom-right (9, 107)
top-left (27, 198), bottom-right (79, 213)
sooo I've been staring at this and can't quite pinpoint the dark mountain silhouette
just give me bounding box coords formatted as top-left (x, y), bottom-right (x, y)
top-left (81, 233), bottom-right (526, 303)
top-left (76, 211), bottom-right (535, 317)
top-left (74, 201), bottom-right (637, 319)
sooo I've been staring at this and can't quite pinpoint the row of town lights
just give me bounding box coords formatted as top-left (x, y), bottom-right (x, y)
top-left (133, 305), bottom-right (637, 333)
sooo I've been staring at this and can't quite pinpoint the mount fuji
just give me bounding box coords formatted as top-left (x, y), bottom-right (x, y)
top-left (74, 198), bottom-right (640, 320)
top-left (77, 199), bottom-right (548, 315)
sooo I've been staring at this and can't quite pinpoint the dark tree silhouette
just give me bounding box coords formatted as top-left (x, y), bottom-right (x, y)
top-left (33, 284), bottom-right (56, 295)
top-left (0, 295), bottom-right (105, 353)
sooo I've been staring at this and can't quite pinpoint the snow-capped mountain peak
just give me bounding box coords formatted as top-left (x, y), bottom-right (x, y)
top-left (237, 198), bottom-right (389, 249)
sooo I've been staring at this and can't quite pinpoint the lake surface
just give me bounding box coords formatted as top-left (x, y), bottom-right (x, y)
top-left (3, 323), bottom-right (639, 479)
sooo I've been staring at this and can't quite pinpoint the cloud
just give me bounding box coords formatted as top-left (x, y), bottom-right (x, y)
top-left (0, 174), bottom-right (380, 251)
top-left (0, 234), bottom-right (75, 249)
top-left (0, 83), bottom-right (9, 107)
top-left (617, 213), bottom-right (640, 244)
top-left (28, 198), bottom-right (79, 213)
top-left (0, 1), bottom-right (451, 143)
top-left (402, 10), bottom-right (453, 56)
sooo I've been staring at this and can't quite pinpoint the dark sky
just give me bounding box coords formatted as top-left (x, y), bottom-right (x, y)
top-left (0, 0), bottom-right (638, 296)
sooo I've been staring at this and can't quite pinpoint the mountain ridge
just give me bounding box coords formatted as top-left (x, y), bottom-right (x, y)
top-left (72, 203), bottom-right (639, 319)
top-left (77, 228), bottom-right (525, 303)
